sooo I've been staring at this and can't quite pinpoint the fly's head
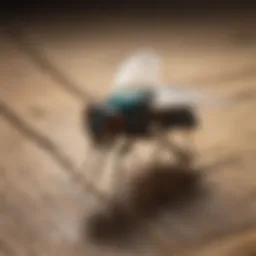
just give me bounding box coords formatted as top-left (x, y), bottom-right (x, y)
top-left (83, 102), bottom-right (124, 148)
top-left (83, 102), bottom-right (108, 146)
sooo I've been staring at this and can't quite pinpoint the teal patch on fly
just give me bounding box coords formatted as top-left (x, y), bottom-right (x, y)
top-left (106, 88), bottom-right (153, 115)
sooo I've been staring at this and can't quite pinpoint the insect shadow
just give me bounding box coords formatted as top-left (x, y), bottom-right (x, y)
top-left (83, 151), bottom-right (241, 246)
top-left (84, 160), bottom-right (205, 246)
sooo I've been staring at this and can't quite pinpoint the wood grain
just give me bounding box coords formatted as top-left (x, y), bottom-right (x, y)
top-left (0, 11), bottom-right (256, 255)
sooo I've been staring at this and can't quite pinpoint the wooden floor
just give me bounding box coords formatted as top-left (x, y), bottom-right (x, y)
top-left (0, 11), bottom-right (256, 255)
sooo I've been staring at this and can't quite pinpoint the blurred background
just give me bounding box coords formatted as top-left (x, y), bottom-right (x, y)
top-left (0, 2), bottom-right (256, 256)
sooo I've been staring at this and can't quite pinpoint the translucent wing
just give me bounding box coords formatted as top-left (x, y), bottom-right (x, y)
top-left (112, 49), bottom-right (163, 92)
top-left (112, 49), bottom-right (233, 110)
top-left (152, 85), bottom-right (233, 110)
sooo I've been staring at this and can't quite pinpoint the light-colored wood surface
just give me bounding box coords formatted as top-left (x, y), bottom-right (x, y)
top-left (176, 229), bottom-right (256, 256)
top-left (0, 11), bottom-right (256, 255)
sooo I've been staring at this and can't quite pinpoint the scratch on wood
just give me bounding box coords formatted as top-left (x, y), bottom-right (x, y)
top-left (0, 239), bottom-right (15, 256)
top-left (0, 101), bottom-right (112, 205)
top-left (5, 23), bottom-right (93, 103)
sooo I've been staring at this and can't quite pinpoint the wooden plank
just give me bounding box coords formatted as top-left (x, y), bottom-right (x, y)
top-left (174, 229), bottom-right (256, 256)
top-left (0, 12), bottom-right (256, 255)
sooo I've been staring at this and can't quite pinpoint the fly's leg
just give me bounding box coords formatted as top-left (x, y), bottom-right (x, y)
top-left (102, 138), bottom-right (134, 190)
top-left (147, 124), bottom-right (167, 163)
top-left (150, 135), bottom-right (166, 163)
top-left (166, 135), bottom-right (194, 168)
top-left (154, 130), bottom-right (194, 168)
top-left (94, 146), bottom-right (112, 179)
top-left (82, 140), bottom-right (113, 185)
top-left (182, 127), bottom-right (197, 167)
top-left (113, 138), bottom-right (133, 182)
top-left (181, 109), bottom-right (199, 167)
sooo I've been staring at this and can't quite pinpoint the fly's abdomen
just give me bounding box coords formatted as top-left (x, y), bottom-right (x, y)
top-left (153, 107), bottom-right (198, 130)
